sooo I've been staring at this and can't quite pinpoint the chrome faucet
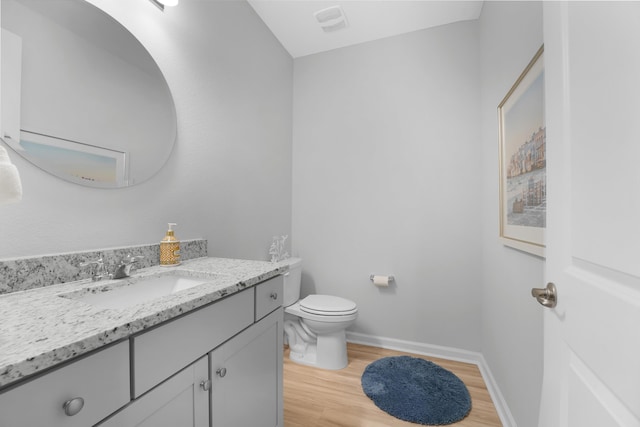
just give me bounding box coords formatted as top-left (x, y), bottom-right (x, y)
top-left (112, 255), bottom-right (144, 279)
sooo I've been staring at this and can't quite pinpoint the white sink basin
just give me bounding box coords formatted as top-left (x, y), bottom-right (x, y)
top-left (63, 275), bottom-right (210, 309)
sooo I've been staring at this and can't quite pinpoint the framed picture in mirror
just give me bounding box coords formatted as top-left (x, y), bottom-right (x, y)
top-left (498, 46), bottom-right (546, 257)
top-left (18, 130), bottom-right (127, 188)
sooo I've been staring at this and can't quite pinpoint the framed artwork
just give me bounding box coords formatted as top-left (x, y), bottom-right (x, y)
top-left (498, 46), bottom-right (545, 257)
top-left (17, 130), bottom-right (128, 188)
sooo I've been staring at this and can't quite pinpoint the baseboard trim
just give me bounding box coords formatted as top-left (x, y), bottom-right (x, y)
top-left (346, 331), bottom-right (516, 427)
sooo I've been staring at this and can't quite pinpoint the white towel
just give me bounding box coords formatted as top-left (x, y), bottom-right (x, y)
top-left (0, 145), bottom-right (23, 205)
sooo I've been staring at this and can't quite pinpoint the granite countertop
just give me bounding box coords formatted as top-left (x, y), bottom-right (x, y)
top-left (0, 257), bottom-right (286, 390)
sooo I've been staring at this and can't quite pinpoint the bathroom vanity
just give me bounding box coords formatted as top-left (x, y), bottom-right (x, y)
top-left (0, 257), bottom-right (285, 427)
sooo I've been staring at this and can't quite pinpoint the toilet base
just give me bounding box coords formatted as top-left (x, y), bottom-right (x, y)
top-left (287, 329), bottom-right (349, 370)
top-left (288, 342), bottom-right (318, 367)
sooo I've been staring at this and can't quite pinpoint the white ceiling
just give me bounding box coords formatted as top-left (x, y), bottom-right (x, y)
top-left (248, 1), bottom-right (484, 58)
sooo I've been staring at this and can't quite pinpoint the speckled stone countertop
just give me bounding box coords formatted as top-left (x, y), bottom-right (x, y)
top-left (0, 257), bottom-right (286, 390)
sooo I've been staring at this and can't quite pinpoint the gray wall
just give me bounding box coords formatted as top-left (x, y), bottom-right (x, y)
top-left (479, 2), bottom-right (544, 426)
top-left (292, 3), bottom-right (545, 425)
top-left (292, 21), bottom-right (483, 351)
top-left (0, 0), bottom-right (293, 261)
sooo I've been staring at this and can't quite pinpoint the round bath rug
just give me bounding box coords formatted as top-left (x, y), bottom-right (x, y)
top-left (361, 356), bottom-right (471, 425)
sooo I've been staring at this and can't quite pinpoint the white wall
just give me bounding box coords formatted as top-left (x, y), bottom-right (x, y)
top-left (292, 21), bottom-right (483, 351)
top-left (479, 2), bottom-right (544, 426)
top-left (0, 0), bottom-right (293, 261)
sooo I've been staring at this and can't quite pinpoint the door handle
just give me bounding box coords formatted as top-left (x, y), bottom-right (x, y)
top-left (531, 282), bottom-right (557, 308)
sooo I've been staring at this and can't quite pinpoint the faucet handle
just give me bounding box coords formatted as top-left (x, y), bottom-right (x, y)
top-left (121, 254), bottom-right (144, 264)
top-left (127, 255), bottom-right (144, 274)
top-left (79, 257), bottom-right (103, 268)
top-left (112, 254), bottom-right (144, 279)
top-left (79, 258), bottom-right (110, 281)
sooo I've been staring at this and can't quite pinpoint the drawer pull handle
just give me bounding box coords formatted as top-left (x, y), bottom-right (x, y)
top-left (270, 292), bottom-right (278, 300)
top-left (216, 367), bottom-right (227, 378)
top-left (200, 379), bottom-right (212, 391)
top-left (63, 397), bottom-right (85, 416)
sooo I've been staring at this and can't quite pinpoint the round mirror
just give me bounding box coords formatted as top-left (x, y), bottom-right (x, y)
top-left (1, 0), bottom-right (177, 188)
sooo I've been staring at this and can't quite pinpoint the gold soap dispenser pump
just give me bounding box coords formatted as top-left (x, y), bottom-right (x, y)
top-left (160, 222), bottom-right (181, 266)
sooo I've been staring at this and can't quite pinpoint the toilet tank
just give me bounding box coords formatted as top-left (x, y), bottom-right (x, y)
top-left (282, 257), bottom-right (302, 307)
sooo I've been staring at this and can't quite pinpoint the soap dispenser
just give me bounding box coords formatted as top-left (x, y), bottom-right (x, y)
top-left (160, 223), bottom-right (181, 266)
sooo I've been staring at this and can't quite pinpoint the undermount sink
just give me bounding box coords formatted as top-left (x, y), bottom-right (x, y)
top-left (61, 274), bottom-right (212, 310)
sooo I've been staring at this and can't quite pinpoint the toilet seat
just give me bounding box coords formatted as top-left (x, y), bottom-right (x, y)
top-left (299, 295), bottom-right (358, 316)
top-left (285, 300), bottom-right (358, 323)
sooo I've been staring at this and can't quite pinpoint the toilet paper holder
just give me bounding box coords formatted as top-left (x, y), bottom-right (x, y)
top-left (369, 275), bottom-right (394, 282)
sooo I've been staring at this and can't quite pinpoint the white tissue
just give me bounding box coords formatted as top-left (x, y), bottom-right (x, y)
top-left (0, 145), bottom-right (23, 205)
top-left (372, 275), bottom-right (390, 287)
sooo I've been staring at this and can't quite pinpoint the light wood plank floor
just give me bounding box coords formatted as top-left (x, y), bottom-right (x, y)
top-left (284, 343), bottom-right (502, 427)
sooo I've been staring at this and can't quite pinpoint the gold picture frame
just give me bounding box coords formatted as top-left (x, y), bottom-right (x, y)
top-left (498, 46), bottom-right (545, 257)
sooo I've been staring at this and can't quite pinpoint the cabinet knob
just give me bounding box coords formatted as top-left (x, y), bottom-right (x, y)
top-left (270, 292), bottom-right (278, 300)
top-left (216, 367), bottom-right (227, 378)
top-left (200, 379), bottom-right (212, 391)
top-left (63, 397), bottom-right (85, 416)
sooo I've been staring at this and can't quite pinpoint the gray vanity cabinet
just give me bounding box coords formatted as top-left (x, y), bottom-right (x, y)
top-left (117, 275), bottom-right (283, 427)
top-left (98, 356), bottom-right (209, 427)
top-left (210, 308), bottom-right (283, 427)
top-left (0, 274), bottom-right (284, 427)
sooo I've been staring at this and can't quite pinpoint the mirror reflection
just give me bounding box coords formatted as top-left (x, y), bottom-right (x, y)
top-left (1, 0), bottom-right (177, 188)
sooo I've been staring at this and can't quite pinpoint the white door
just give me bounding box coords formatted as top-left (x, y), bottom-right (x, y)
top-left (539, 2), bottom-right (640, 426)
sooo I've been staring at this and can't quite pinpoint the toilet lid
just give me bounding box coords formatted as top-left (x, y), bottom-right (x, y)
top-left (299, 295), bottom-right (358, 316)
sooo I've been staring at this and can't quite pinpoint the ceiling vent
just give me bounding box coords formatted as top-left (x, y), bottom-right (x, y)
top-left (314, 6), bottom-right (348, 33)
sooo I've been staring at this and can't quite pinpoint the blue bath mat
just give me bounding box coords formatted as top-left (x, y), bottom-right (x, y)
top-left (361, 356), bottom-right (471, 425)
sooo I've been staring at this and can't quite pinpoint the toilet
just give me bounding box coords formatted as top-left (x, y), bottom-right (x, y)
top-left (282, 258), bottom-right (358, 370)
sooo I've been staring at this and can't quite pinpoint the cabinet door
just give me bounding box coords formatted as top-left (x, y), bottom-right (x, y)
top-left (210, 308), bottom-right (283, 427)
top-left (98, 357), bottom-right (209, 427)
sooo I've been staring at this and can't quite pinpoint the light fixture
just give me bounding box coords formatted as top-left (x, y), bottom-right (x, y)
top-left (149, 0), bottom-right (178, 11)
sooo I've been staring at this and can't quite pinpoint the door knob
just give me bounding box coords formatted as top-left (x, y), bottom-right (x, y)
top-left (531, 282), bottom-right (557, 308)
top-left (216, 367), bottom-right (227, 378)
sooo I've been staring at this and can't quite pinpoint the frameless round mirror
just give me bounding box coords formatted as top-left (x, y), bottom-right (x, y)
top-left (1, 0), bottom-right (177, 188)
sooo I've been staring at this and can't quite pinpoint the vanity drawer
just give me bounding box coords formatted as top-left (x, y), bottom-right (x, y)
top-left (132, 289), bottom-right (254, 397)
top-left (255, 275), bottom-right (283, 321)
top-left (0, 340), bottom-right (130, 427)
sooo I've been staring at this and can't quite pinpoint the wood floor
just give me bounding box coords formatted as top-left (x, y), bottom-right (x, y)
top-left (283, 343), bottom-right (502, 427)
